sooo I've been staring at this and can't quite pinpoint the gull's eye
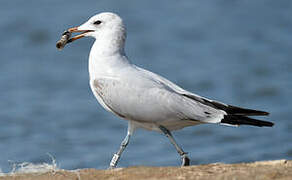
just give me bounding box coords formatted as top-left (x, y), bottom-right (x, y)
top-left (93, 20), bottom-right (102, 25)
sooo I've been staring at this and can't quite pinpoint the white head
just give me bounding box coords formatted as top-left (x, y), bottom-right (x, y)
top-left (68, 12), bottom-right (126, 55)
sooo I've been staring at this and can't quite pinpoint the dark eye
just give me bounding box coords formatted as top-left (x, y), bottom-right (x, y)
top-left (93, 20), bottom-right (102, 25)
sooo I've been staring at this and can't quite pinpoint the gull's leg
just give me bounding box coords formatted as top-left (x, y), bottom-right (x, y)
top-left (109, 121), bottom-right (135, 169)
top-left (159, 125), bottom-right (190, 166)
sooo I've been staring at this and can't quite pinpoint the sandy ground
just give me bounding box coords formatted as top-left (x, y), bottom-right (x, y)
top-left (0, 160), bottom-right (291, 180)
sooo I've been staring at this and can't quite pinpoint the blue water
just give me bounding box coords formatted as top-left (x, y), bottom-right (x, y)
top-left (0, 0), bottom-right (291, 172)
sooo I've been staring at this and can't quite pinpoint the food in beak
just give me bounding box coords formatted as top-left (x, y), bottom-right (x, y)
top-left (56, 27), bottom-right (93, 50)
top-left (56, 31), bottom-right (72, 50)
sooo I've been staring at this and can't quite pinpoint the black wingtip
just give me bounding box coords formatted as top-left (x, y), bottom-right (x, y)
top-left (181, 94), bottom-right (270, 116)
top-left (254, 120), bottom-right (274, 127)
top-left (265, 121), bottom-right (274, 127)
top-left (255, 110), bottom-right (270, 116)
top-left (221, 115), bottom-right (274, 127)
top-left (225, 105), bottom-right (270, 116)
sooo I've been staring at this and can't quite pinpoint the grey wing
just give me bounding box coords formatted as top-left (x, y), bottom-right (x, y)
top-left (90, 76), bottom-right (225, 126)
top-left (137, 67), bottom-right (269, 115)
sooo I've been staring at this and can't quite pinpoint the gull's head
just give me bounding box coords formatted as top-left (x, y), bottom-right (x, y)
top-left (68, 12), bottom-right (126, 45)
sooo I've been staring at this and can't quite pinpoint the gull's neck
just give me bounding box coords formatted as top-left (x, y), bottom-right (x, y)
top-left (88, 31), bottom-right (130, 80)
top-left (92, 29), bottom-right (126, 56)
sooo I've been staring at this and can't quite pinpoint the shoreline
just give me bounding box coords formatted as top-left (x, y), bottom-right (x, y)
top-left (0, 159), bottom-right (291, 180)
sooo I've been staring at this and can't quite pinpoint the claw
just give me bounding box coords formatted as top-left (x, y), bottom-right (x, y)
top-left (181, 154), bottom-right (190, 166)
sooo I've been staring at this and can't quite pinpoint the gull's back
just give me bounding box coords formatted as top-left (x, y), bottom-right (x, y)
top-left (90, 62), bottom-right (225, 131)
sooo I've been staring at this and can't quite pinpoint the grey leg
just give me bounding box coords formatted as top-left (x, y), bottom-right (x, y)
top-left (159, 125), bottom-right (190, 166)
top-left (109, 121), bottom-right (135, 169)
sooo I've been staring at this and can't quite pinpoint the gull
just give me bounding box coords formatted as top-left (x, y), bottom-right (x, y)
top-left (62, 12), bottom-right (273, 168)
